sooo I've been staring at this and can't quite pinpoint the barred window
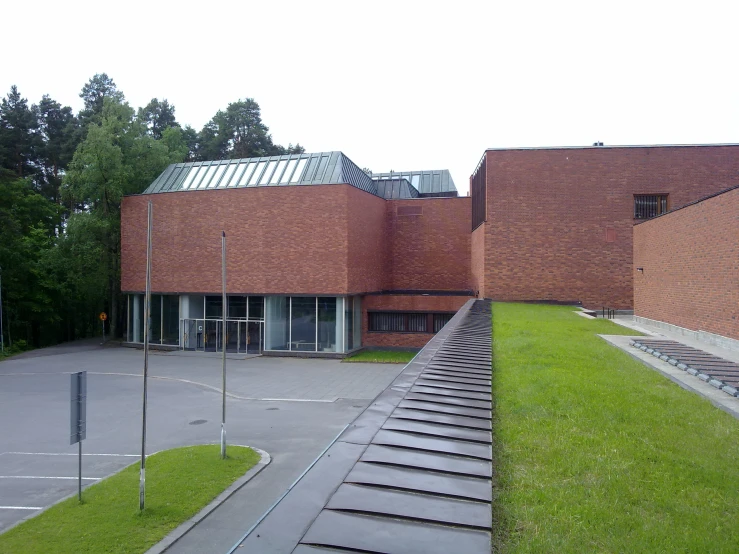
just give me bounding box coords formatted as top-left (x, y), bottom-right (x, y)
top-left (368, 312), bottom-right (456, 333)
top-left (634, 195), bottom-right (668, 219)
top-left (433, 313), bottom-right (453, 332)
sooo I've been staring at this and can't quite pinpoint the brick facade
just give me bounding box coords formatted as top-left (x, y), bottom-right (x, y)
top-left (362, 294), bottom-right (471, 348)
top-left (386, 197), bottom-right (472, 291)
top-left (634, 186), bottom-right (739, 341)
top-left (473, 145), bottom-right (739, 308)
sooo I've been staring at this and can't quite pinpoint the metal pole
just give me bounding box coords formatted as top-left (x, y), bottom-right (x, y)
top-left (78, 437), bottom-right (82, 502)
top-left (221, 231), bottom-right (227, 459)
top-left (140, 201), bottom-right (153, 511)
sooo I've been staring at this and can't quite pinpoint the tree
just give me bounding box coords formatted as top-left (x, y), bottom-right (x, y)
top-left (63, 97), bottom-right (186, 338)
top-left (196, 98), bottom-right (304, 160)
top-left (35, 95), bottom-right (80, 203)
top-left (0, 173), bottom-right (61, 347)
top-left (0, 86), bottom-right (41, 178)
top-left (137, 98), bottom-right (179, 140)
top-left (78, 73), bottom-right (125, 128)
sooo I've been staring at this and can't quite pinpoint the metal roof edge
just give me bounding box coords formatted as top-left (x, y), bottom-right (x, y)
top-left (484, 142), bottom-right (739, 152)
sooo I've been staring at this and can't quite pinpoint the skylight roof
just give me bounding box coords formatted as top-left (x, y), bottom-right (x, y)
top-left (143, 151), bottom-right (378, 196)
top-left (371, 170), bottom-right (457, 195)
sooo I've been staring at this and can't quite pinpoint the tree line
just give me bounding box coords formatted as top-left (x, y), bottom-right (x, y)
top-left (0, 74), bottom-right (303, 352)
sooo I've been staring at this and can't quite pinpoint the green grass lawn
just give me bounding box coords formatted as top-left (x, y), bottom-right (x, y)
top-left (493, 303), bottom-right (739, 553)
top-left (0, 445), bottom-right (260, 554)
top-left (343, 349), bottom-right (416, 363)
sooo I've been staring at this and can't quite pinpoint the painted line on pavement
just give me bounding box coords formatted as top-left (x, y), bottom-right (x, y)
top-left (0, 476), bottom-right (100, 480)
top-left (2, 452), bottom-right (138, 457)
top-left (0, 506), bottom-right (43, 510)
top-left (0, 372), bottom-right (337, 402)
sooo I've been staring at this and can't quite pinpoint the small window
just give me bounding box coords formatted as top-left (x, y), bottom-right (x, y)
top-left (433, 313), bottom-right (453, 333)
top-left (634, 195), bottom-right (668, 219)
top-left (368, 312), bottom-right (455, 333)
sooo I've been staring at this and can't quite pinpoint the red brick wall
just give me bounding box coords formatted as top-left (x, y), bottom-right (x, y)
top-left (346, 186), bottom-right (388, 293)
top-left (634, 186), bottom-right (739, 340)
top-left (122, 185), bottom-right (363, 295)
top-left (386, 197), bottom-right (472, 291)
top-left (361, 294), bottom-right (471, 348)
top-left (471, 225), bottom-right (485, 297)
top-left (479, 145), bottom-right (739, 308)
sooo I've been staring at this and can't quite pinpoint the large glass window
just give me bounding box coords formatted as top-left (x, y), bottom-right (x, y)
top-left (345, 298), bottom-right (355, 351)
top-left (162, 295), bottom-right (180, 344)
top-left (228, 296), bottom-right (247, 319)
top-left (318, 297), bottom-right (337, 352)
top-left (150, 294), bottom-right (162, 343)
top-left (265, 296), bottom-right (289, 350)
top-left (249, 296), bottom-right (264, 319)
top-left (291, 297), bottom-right (316, 352)
top-left (205, 296), bottom-right (222, 319)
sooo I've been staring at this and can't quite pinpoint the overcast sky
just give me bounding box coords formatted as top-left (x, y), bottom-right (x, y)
top-left (2, 0), bottom-right (737, 194)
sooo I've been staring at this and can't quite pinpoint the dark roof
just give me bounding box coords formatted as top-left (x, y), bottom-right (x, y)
top-left (143, 151), bottom-right (378, 196)
top-left (372, 170), bottom-right (457, 195)
top-left (375, 178), bottom-right (420, 199)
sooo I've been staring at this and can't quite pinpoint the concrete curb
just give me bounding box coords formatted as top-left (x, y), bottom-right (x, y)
top-left (145, 446), bottom-right (271, 554)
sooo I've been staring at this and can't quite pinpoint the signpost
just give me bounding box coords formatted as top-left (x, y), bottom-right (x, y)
top-left (99, 312), bottom-right (107, 343)
top-left (70, 371), bottom-right (87, 502)
top-left (140, 200), bottom-right (153, 511)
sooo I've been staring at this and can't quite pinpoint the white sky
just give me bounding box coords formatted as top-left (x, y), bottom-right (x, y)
top-left (2, 0), bottom-right (738, 195)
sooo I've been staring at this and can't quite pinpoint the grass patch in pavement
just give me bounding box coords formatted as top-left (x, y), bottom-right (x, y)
top-left (493, 303), bottom-right (739, 553)
top-left (0, 445), bottom-right (260, 554)
top-left (343, 349), bottom-right (416, 363)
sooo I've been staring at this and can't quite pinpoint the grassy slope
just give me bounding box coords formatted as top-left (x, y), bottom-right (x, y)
top-left (0, 445), bottom-right (260, 554)
top-left (493, 303), bottom-right (739, 553)
top-left (343, 350), bottom-right (416, 363)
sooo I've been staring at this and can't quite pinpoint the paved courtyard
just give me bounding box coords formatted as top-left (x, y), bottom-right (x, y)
top-left (0, 342), bottom-right (404, 539)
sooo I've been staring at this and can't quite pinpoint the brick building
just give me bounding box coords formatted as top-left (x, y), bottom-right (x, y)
top-left (121, 144), bottom-right (739, 355)
top-left (634, 185), bottom-right (739, 342)
top-left (470, 144), bottom-right (739, 309)
top-left (121, 151), bottom-right (473, 354)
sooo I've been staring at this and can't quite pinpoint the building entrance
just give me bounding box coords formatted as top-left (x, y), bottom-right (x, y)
top-left (181, 318), bottom-right (263, 354)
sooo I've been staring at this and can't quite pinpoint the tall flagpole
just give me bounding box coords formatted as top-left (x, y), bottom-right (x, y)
top-left (140, 201), bottom-right (152, 510)
top-left (221, 231), bottom-right (227, 459)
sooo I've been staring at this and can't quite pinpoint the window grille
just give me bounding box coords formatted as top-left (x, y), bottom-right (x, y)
top-left (433, 313), bottom-right (453, 332)
top-left (634, 195), bottom-right (668, 219)
top-left (368, 312), bottom-right (455, 333)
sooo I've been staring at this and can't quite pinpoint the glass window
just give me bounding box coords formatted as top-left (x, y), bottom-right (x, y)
top-left (318, 297), bottom-right (337, 352)
top-left (249, 161), bottom-right (268, 186)
top-left (181, 166), bottom-right (201, 189)
top-left (221, 163), bottom-right (239, 187)
top-left (265, 296), bottom-right (289, 350)
top-left (291, 297), bottom-right (316, 352)
top-left (228, 296), bottom-right (247, 319)
top-left (353, 297), bottom-right (361, 348)
top-left (162, 295), bottom-right (180, 345)
top-left (230, 163), bottom-right (249, 187)
top-left (291, 159), bottom-right (307, 182)
top-left (345, 297), bottom-right (354, 350)
top-left (270, 160), bottom-right (288, 184)
top-left (205, 296), bottom-right (222, 319)
top-left (411, 175), bottom-right (420, 188)
top-left (209, 164), bottom-right (228, 188)
top-left (433, 313), bottom-right (453, 333)
top-left (248, 296), bottom-right (264, 320)
top-left (282, 159), bottom-right (298, 182)
top-left (258, 161), bottom-right (278, 185)
top-left (150, 294), bottom-right (162, 343)
top-left (408, 313), bottom-right (427, 332)
top-left (303, 157), bottom-right (319, 182)
top-left (198, 165), bottom-right (219, 189)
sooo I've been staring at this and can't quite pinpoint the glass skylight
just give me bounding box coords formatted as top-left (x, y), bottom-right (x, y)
top-left (221, 163), bottom-right (238, 187)
top-left (270, 160), bottom-right (287, 184)
top-left (292, 159), bottom-right (307, 182)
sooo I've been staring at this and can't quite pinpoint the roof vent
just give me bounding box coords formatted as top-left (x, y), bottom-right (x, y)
top-left (592, 141), bottom-right (604, 146)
